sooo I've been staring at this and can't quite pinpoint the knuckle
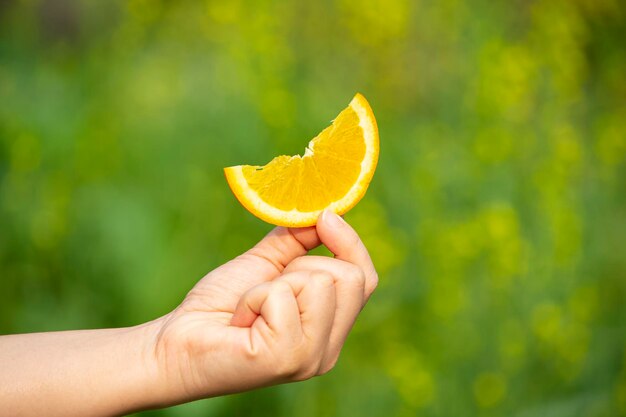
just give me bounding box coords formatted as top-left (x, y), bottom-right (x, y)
top-left (272, 339), bottom-right (328, 382)
top-left (317, 357), bottom-right (339, 376)
top-left (310, 270), bottom-right (334, 288)
top-left (294, 357), bottom-right (323, 381)
top-left (368, 271), bottom-right (379, 292)
top-left (296, 367), bottom-right (318, 381)
top-left (345, 264), bottom-right (366, 289)
top-left (269, 280), bottom-right (293, 295)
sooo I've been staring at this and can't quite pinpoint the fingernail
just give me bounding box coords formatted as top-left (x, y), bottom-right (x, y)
top-left (322, 210), bottom-right (345, 228)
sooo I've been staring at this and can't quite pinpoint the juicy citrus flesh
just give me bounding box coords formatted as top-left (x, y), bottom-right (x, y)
top-left (224, 93), bottom-right (379, 227)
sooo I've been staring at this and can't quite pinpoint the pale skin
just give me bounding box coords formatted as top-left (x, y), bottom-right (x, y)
top-left (0, 210), bottom-right (378, 416)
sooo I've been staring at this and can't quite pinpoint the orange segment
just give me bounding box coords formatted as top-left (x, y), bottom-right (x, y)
top-left (224, 93), bottom-right (379, 227)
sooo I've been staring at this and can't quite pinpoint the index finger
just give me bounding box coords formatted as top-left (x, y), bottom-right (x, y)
top-left (311, 210), bottom-right (378, 299)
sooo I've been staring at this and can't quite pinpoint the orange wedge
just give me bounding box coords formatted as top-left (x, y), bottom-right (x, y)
top-left (224, 93), bottom-right (379, 227)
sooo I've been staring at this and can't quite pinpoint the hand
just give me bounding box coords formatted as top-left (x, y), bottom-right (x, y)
top-left (0, 210), bottom-right (377, 416)
top-left (151, 210), bottom-right (378, 405)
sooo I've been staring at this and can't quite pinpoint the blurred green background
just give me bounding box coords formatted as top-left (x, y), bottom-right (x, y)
top-left (1, 0), bottom-right (626, 416)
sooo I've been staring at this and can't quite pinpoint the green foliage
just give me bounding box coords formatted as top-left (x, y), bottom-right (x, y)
top-left (1, 0), bottom-right (626, 415)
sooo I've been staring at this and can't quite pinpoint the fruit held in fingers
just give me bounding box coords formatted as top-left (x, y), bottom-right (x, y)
top-left (224, 93), bottom-right (379, 227)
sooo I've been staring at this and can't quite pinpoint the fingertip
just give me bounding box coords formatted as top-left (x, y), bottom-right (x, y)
top-left (309, 269), bottom-right (335, 287)
top-left (316, 210), bottom-right (359, 257)
top-left (319, 210), bottom-right (347, 230)
top-left (230, 312), bottom-right (253, 328)
top-left (315, 212), bottom-right (378, 293)
top-left (317, 211), bottom-right (342, 247)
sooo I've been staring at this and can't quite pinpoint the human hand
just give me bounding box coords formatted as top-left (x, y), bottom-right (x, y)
top-left (150, 210), bottom-right (378, 405)
top-left (0, 210), bottom-right (377, 416)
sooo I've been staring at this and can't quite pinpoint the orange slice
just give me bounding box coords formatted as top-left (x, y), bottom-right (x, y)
top-left (224, 93), bottom-right (379, 227)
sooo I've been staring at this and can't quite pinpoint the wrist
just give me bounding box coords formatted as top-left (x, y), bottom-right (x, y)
top-left (89, 319), bottom-right (166, 414)
top-left (122, 315), bottom-right (177, 411)
top-left (131, 312), bottom-right (204, 409)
